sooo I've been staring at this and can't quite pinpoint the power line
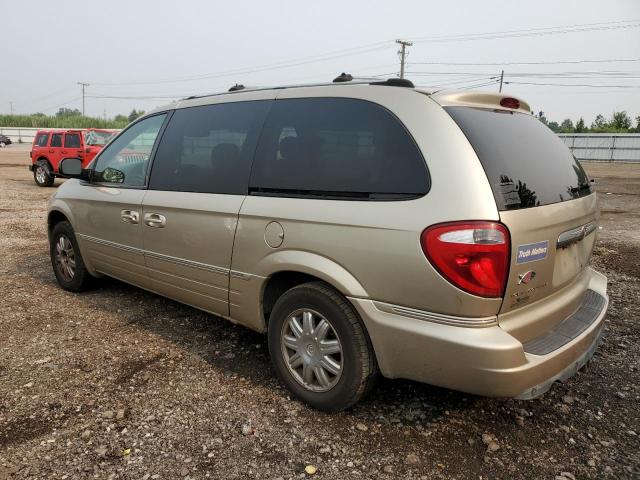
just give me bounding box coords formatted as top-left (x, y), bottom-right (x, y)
top-left (459, 80), bottom-right (500, 90)
top-left (422, 76), bottom-right (498, 88)
top-left (15, 87), bottom-right (77, 106)
top-left (406, 70), bottom-right (640, 78)
top-left (87, 95), bottom-right (188, 100)
top-left (91, 43), bottom-right (395, 87)
top-left (409, 58), bottom-right (640, 67)
top-left (505, 81), bottom-right (640, 88)
top-left (410, 19), bottom-right (640, 43)
top-left (88, 19), bottom-right (638, 88)
top-left (41, 97), bottom-right (82, 113)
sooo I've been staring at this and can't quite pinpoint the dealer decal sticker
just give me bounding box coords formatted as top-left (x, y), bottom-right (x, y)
top-left (516, 240), bottom-right (549, 264)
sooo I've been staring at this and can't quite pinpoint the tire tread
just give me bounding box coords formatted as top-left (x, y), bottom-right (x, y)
top-left (269, 281), bottom-right (378, 411)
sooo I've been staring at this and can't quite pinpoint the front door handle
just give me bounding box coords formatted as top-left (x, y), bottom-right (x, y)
top-left (144, 213), bottom-right (166, 228)
top-left (120, 209), bottom-right (140, 224)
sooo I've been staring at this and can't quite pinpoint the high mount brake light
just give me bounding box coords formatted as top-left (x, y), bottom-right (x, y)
top-left (500, 97), bottom-right (520, 109)
top-left (421, 221), bottom-right (510, 298)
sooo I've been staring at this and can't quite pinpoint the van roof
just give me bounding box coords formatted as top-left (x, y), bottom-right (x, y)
top-left (148, 76), bottom-right (531, 116)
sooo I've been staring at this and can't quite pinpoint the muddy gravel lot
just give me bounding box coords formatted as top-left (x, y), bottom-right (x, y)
top-left (0, 145), bottom-right (639, 479)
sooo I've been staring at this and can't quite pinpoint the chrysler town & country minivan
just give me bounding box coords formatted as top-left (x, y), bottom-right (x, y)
top-left (47, 78), bottom-right (608, 411)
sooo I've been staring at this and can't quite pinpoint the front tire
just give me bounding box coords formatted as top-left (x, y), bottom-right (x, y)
top-left (267, 282), bottom-right (377, 411)
top-left (34, 161), bottom-right (54, 187)
top-left (50, 221), bottom-right (93, 292)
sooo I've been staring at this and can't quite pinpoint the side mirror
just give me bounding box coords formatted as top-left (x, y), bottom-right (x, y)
top-left (58, 158), bottom-right (88, 179)
top-left (101, 167), bottom-right (125, 184)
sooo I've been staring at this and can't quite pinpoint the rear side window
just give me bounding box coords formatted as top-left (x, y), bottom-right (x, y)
top-left (445, 106), bottom-right (591, 210)
top-left (150, 101), bottom-right (271, 194)
top-left (50, 134), bottom-right (63, 147)
top-left (64, 133), bottom-right (81, 148)
top-left (35, 133), bottom-right (49, 147)
top-left (250, 98), bottom-right (428, 199)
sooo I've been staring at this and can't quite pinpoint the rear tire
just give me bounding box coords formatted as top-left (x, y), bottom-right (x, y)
top-left (50, 221), bottom-right (94, 292)
top-left (34, 160), bottom-right (54, 187)
top-left (267, 281), bottom-right (377, 411)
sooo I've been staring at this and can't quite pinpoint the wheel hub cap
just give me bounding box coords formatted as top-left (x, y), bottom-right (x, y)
top-left (281, 309), bottom-right (343, 392)
top-left (54, 235), bottom-right (76, 281)
top-left (36, 167), bottom-right (46, 183)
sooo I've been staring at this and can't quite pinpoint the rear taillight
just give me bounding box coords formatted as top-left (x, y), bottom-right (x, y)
top-left (421, 221), bottom-right (510, 298)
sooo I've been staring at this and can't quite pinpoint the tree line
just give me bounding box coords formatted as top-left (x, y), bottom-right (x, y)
top-left (2, 106), bottom-right (639, 135)
top-left (537, 111), bottom-right (640, 134)
top-left (0, 108), bottom-right (146, 129)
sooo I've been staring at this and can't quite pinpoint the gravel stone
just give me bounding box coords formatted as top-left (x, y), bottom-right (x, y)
top-left (0, 152), bottom-right (638, 479)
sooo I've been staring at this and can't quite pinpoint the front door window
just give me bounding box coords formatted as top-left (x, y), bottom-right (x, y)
top-left (93, 114), bottom-right (167, 187)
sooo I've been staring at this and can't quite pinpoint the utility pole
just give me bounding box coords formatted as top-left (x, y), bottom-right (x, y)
top-left (9, 101), bottom-right (13, 115)
top-left (396, 39), bottom-right (413, 79)
top-left (499, 70), bottom-right (504, 92)
top-left (77, 82), bottom-right (89, 116)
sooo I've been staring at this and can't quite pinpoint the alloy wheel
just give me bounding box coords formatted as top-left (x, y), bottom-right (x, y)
top-left (35, 166), bottom-right (47, 184)
top-left (54, 235), bottom-right (76, 281)
top-left (280, 309), bottom-right (343, 392)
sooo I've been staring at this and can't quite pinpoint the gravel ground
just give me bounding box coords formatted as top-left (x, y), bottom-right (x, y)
top-left (0, 147), bottom-right (639, 479)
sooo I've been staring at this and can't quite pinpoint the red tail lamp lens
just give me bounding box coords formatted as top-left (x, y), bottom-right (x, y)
top-left (420, 222), bottom-right (510, 298)
top-left (500, 97), bottom-right (520, 109)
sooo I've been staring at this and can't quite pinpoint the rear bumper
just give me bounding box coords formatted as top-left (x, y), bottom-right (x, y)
top-left (349, 268), bottom-right (608, 398)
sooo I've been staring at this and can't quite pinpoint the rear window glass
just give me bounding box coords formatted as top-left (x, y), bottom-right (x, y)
top-left (35, 133), bottom-right (49, 146)
top-left (445, 106), bottom-right (591, 210)
top-left (250, 98), bottom-right (429, 200)
top-left (51, 134), bottom-right (63, 147)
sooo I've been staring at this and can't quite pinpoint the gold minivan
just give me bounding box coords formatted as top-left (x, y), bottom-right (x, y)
top-left (48, 78), bottom-right (608, 411)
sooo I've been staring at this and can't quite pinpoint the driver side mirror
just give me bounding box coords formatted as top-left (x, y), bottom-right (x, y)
top-left (58, 158), bottom-right (90, 180)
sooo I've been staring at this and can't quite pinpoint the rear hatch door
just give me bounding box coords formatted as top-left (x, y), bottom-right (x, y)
top-left (445, 105), bottom-right (597, 339)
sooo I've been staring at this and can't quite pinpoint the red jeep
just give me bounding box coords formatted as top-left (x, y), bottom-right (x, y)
top-left (29, 128), bottom-right (116, 187)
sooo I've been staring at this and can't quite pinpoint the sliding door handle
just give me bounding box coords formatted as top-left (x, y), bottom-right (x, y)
top-left (144, 213), bottom-right (166, 228)
top-left (120, 210), bottom-right (139, 224)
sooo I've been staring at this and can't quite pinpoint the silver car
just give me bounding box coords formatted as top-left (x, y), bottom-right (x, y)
top-left (48, 78), bottom-right (608, 411)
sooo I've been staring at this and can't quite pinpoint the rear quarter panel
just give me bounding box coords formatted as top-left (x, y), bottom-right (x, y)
top-left (230, 85), bottom-right (503, 330)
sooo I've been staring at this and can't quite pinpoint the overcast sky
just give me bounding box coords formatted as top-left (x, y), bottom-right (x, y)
top-left (1, 0), bottom-right (639, 124)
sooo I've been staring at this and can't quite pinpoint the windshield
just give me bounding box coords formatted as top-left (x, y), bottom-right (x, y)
top-left (84, 130), bottom-right (115, 146)
top-left (445, 106), bottom-right (591, 211)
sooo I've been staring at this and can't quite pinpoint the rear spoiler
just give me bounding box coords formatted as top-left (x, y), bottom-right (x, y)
top-left (430, 91), bottom-right (531, 114)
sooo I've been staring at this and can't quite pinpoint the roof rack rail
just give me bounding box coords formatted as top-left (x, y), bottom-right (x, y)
top-left (178, 76), bottom-right (419, 103)
top-left (333, 72), bottom-right (353, 83)
top-left (371, 78), bottom-right (415, 88)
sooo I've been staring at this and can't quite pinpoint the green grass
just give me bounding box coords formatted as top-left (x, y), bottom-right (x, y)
top-left (0, 114), bottom-right (129, 129)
